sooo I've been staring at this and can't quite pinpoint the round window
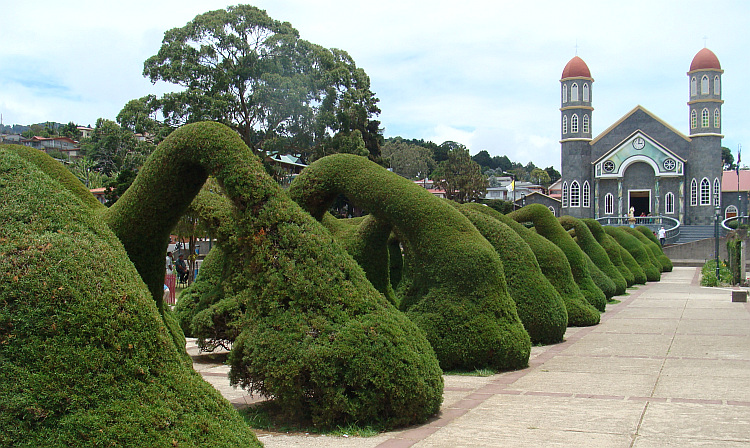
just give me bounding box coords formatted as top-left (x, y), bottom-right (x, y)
top-left (663, 158), bottom-right (676, 171)
top-left (603, 160), bottom-right (615, 173)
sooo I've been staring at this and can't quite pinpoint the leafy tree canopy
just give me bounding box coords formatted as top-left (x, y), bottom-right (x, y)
top-left (434, 144), bottom-right (488, 203)
top-left (116, 95), bottom-right (172, 144)
top-left (722, 146), bottom-right (735, 170)
top-left (81, 118), bottom-right (156, 175)
top-left (382, 137), bottom-right (436, 179)
top-left (142, 5), bottom-right (382, 162)
top-left (544, 166), bottom-right (561, 183)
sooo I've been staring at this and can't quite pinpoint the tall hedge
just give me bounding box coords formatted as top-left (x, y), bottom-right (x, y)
top-left (621, 227), bottom-right (665, 272)
top-left (581, 219), bottom-right (636, 287)
top-left (289, 154), bottom-right (531, 371)
top-left (605, 226), bottom-right (661, 281)
top-left (466, 204), bottom-right (600, 327)
top-left (560, 216), bottom-right (627, 296)
top-left (0, 147), bottom-right (261, 447)
top-left (458, 204), bottom-right (568, 344)
top-left (509, 205), bottom-right (607, 311)
top-left (634, 226), bottom-right (673, 272)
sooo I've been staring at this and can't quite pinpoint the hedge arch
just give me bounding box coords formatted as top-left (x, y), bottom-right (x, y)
top-left (560, 216), bottom-right (627, 296)
top-left (635, 226), bottom-right (673, 272)
top-left (465, 204), bottom-right (600, 327)
top-left (458, 204), bottom-right (568, 344)
top-left (289, 154), bottom-right (531, 371)
top-left (621, 227), bottom-right (665, 272)
top-left (604, 226), bottom-right (661, 282)
top-left (616, 239), bottom-right (649, 284)
top-left (0, 146), bottom-right (261, 447)
top-left (509, 205), bottom-right (607, 311)
top-left (581, 219), bottom-right (636, 287)
top-left (5, 121), bottom-right (445, 431)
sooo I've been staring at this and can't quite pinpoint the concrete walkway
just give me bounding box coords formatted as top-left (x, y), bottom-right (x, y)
top-left (188, 267), bottom-right (750, 447)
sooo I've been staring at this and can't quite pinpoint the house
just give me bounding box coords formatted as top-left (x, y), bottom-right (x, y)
top-left (414, 179), bottom-right (446, 198)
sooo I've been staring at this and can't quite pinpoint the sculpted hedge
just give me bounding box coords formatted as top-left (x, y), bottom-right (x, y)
top-left (605, 226), bottom-right (661, 282)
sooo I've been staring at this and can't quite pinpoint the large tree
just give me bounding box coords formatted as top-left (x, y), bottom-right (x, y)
top-left (434, 144), bottom-right (488, 203)
top-left (81, 118), bottom-right (155, 175)
top-left (142, 5), bottom-right (382, 162)
top-left (382, 137), bottom-right (436, 179)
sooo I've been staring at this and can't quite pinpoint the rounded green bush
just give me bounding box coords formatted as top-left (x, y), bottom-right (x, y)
top-left (560, 216), bottom-right (626, 296)
top-left (605, 226), bottom-right (660, 282)
top-left (459, 204), bottom-right (568, 344)
top-left (0, 147), bottom-right (261, 447)
top-left (466, 204), bottom-right (600, 327)
top-left (634, 226), bottom-right (673, 272)
top-left (509, 205), bottom-right (607, 311)
top-left (581, 219), bottom-right (636, 287)
top-left (621, 227), bottom-right (665, 272)
top-left (289, 154), bottom-right (531, 371)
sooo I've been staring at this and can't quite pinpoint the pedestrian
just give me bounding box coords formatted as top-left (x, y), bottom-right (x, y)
top-left (658, 226), bottom-right (666, 247)
top-left (175, 254), bottom-right (189, 283)
top-left (165, 251), bottom-right (174, 274)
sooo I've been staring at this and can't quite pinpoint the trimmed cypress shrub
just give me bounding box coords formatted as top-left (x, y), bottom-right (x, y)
top-left (509, 205), bottom-right (607, 311)
top-left (617, 241), bottom-right (648, 284)
top-left (465, 204), bottom-right (600, 327)
top-left (605, 226), bottom-right (661, 281)
top-left (581, 219), bottom-right (636, 287)
top-left (560, 216), bottom-right (626, 296)
top-left (621, 227), bottom-right (665, 272)
top-left (289, 154), bottom-right (531, 371)
top-left (0, 147), bottom-right (261, 447)
top-left (634, 226), bottom-right (673, 272)
top-left (458, 204), bottom-right (568, 344)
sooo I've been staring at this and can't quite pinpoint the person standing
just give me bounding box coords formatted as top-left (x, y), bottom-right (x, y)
top-left (658, 226), bottom-right (666, 247)
top-left (165, 251), bottom-right (174, 274)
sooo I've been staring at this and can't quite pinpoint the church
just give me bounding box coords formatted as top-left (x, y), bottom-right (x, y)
top-left (559, 48), bottom-right (723, 226)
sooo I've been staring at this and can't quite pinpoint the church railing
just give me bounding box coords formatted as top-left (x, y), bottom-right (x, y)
top-left (721, 215), bottom-right (750, 231)
top-left (595, 215), bottom-right (680, 243)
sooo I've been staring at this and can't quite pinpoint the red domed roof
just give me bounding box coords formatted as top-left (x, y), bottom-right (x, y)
top-left (690, 48), bottom-right (721, 71)
top-left (561, 56), bottom-right (591, 79)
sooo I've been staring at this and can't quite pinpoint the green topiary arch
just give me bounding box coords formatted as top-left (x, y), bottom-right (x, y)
top-left (289, 153), bottom-right (531, 371)
top-left (634, 226), bottom-right (673, 272)
top-left (509, 205), bottom-right (607, 311)
top-left (581, 219), bottom-right (637, 287)
top-left (605, 226), bottom-right (661, 282)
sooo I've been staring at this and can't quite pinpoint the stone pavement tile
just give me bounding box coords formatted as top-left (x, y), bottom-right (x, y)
top-left (613, 306), bottom-right (686, 320)
top-left (626, 298), bottom-right (687, 308)
top-left (652, 373), bottom-right (750, 401)
top-left (676, 319), bottom-right (750, 335)
top-left (590, 317), bottom-right (679, 334)
top-left (560, 332), bottom-right (674, 357)
top-left (540, 354), bottom-right (664, 376)
top-left (660, 358), bottom-right (750, 378)
top-left (681, 307), bottom-right (749, 320)
top-left (633, 436), bottom-right (750, 447)
top-left (258, 433), bottom-right (391, 448)
top-left (509, 370), bottom-right (658, 397)
top-left (637, 402), bottom-right (750, 443)
top-left (667, 334), bottom-right (750, 360)
top-left (412, 427), bottom-right (632, 448)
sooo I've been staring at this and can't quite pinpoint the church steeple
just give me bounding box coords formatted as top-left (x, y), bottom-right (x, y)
top-left (688, 47), bottom-right (723, 136)
top-left (561, 56), bottom-right (593, 141)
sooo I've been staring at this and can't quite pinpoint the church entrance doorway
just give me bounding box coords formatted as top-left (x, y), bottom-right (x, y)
top-left (629, 190), bottom-right (651, 217)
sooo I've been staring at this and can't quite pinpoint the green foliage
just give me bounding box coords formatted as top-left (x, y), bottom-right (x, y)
top-left (116, 95), bottom-right (172, 143)
top-left (509, 205), bottom-right (606, 311)
top-left (80, 118), bottom-right (155, 175)
top-left (459, 204), bottom-right (568, 344)
top-left (726, 234), bottom-right (744, 285)
top-left (433, 144), bottom-right (488, 203)
top-left (481, 199), bottom-right (515, 214)
top-left (581, 219), bottom-right (636, 287)
top-left (143, 5), bottom-right (382, 161)
top-left (700, 259), bottom-right (732, 286)
top-left (106, 122), bottom-right (443, 429)
top-left (618, 243), bottom-right (648, 284)
top-left (0, 146), bottom-right (260, 447)
top-left (560, 216), bottom-right (627, 296)
top-left (289, 154), bottom-right (531, 371)
top-left (634, 226), bottom-right (673, 272)
top-left (604, 227), bottom-right (660, 282)
top-left (381, 137), bottom-right (437, 179)
top-left (621, 227), bottom-right (665, 272)
top-left (466, 204), bottom-right (599, 327)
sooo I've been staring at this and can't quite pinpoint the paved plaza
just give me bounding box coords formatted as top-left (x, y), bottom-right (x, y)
top-left (189, 267), bottom-right (750, 447)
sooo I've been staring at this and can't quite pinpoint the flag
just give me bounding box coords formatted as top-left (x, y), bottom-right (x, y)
top-left (737, 145), bottom-right (741, 175)
top-left (508, 179), bottom-right (515, 192)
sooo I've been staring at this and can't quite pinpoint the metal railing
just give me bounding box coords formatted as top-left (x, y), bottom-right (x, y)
top-left (595, 215), bottom-right (680, 243)
top-left (721, 215), bottom-right (750, 231)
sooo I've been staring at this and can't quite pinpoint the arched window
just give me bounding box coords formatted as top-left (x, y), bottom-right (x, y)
top-left (562, 115), bottom-right (568, 134)
top-left (548, 206), bottom-right (556, 216)
top-left (562, 182), bottom-right (569, 207)
top-left (582, 181), bottom-right (590, 207)
top-left (700, 178), bottom-right (711, 205)
top-left (571, 83), bottom-right (579, 101)
top-left (604, 193), bottom-right (614, 215)
top-left (701, 75), bottom-right (709, 94)
top-left (665, 192), bottom-right (675, 214)
top-left (571, 114), bottom-right (579, 133)
top-left (691, 77), bottom-right (697, 96)
top-left (562, 85), bottom-right (567, 103)
top-left (702, 108), bottom-right (710, 128)
top-left (690, 178), bottom-right (698, 206)
top-left (726, 205), bottom-right (738, 219)
top-left (691, 110), bottom-right (697, 129)
top-left (714, 76), bottom-right (721, 95)
top-left (714, 109), bottom-right (720, 128)
top-left (583, 83), bottom-right (589, 102)
top-left (570, 181), bottom-right (580, 207)
top-left (714, 178), bottom-right (720, 207)
top-left (583, 114), bottom-right (590, 134)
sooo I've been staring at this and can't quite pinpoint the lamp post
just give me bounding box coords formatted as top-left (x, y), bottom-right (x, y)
top-left (715, 205), bottom-right (721, 281)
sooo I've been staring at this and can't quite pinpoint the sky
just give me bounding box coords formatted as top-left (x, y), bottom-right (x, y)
top-left (2, 0), bottom-right (749, 170)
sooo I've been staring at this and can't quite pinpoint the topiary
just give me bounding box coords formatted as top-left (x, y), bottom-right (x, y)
top-left (621, 227), bottom-right (665, 272)
top-left (465, 204), bottom-right (600, 327)
top-left (604, 226), bottom-right (660, 282)
top-left (634, 226), bottom-right (673, 272)
top-left (289, 154), bottom-right (531, 371)
top-left (581, 219), bottom-right (636, 287)
top-left (458, 204), bottom-right (568, 344)
top-left (509, 205), bottom-right (607, 312)
top-left (0, 146), bottom-right (262, 447)
top-left (560, 216), bottom-right (626, 296)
